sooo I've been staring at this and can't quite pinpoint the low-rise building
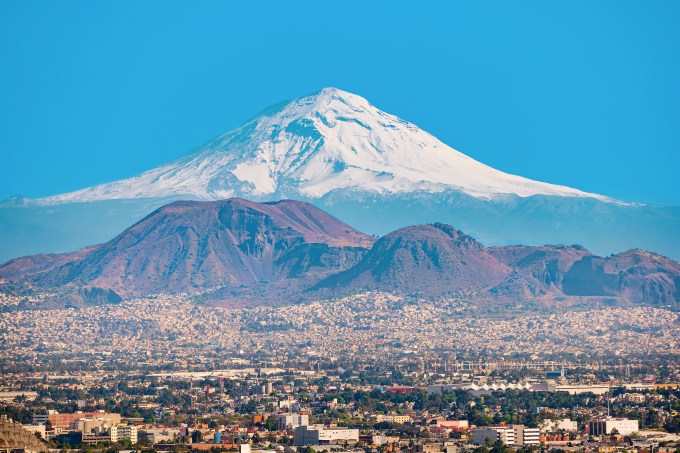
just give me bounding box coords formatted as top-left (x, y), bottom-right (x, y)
top-left (294, 425), bottom-right (359, 445)
top-left (138, 428), bottom-right (178, 444)
top-left (0, 391), bottom-right (39, 403)
top-left (437, 420), bottom-right (469, 431)
top-left (588, 418), bottom-right (639, 436)
top-left (373, 414), bottom-right (412, 424)
top-left (32, 411), bottom-right (121, 430)
top-left (473, 426), bottom-right (515, 446)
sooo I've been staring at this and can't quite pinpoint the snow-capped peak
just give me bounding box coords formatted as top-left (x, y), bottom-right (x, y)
top-left (41, 87), bottom-right (610, 204)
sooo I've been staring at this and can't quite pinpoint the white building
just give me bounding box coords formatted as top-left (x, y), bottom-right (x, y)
top-left (70, 418), bottom-right (108, 435)
top-left (588, 418), bottom-right (639, 436)
top-left (473, 426), bottom-right (515, 446)
top-left (520, 427), bottom-right (540, 445)
top-left (0, 392), bottom-right (39, 402)
top-left (31, 410), bottom-right (58, 425)
top-left (539, 418), bottom-right (578, 433)
top-left (555, 385), bottom-right (610, 395)
top-left (275, 414), bottom-right (309, 430)
top-left (110, 425), bottom-right (138, 444)
top-left (474, 425), bottom-right (539, 446)
top-left (294, 425), bottom-right (359, 445)
top-left (277, 395), bottom-right (297, 410)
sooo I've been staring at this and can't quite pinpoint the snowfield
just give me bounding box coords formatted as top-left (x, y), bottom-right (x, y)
top-left (41, 88), bottom-right (610, 204)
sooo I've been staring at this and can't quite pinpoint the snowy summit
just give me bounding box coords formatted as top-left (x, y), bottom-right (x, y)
top-left (43, 88), bottom-right (608, 203)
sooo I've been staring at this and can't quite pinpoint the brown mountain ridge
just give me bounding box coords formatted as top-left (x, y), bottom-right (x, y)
top-left (314, 222), bottom-right (679, 306)
top-left (0, 198), bottom-right (678, 309)
top-left (0, 198), bottom-right (374, 306)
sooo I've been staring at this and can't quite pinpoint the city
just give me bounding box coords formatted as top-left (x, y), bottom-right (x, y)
top-left (1, 292), bottom-right (679, 453)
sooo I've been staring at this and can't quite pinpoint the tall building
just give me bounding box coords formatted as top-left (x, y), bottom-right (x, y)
top-left (274, 414), bottom-right (309, 430)
top-left (110, 425), bottom-right (138, 444)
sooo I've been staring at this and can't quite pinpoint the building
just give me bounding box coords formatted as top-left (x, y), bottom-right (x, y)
top-left (0, 392), bottom-right (39, 403)
top-left (70, 418), bottom-right (113, 434)
top-left (138, 428), bottom-right (178, 444)
top-left (32, 411), bottom-right (121, 430)
top-left (427, 385), bottom-right (457, 395)
top-left (473, 425), bottom-right (538, 446)
top-left (415, 442), bottom-right (445, 453)
top-left (539, 418), bottom-right (578, 433)
top-left (20, 425), bottom-right (46, 440)
top-left (515, 426), bottom-right (540, 446)
top-left (546, 369), bottom-right (567, 380)
top-left (473, 426), bottom-right (515, 446)
top-left (588, 418), bottom-right (639, 436)
top-left (275, 414), bottom-right (309, 430)
top-left (0, 416), bottom-right (48, 453)
top-left (110, 425), bottom-right (138, 444)
top-left (81, 432), bottom-right (112, 445)
top-left (30, 411), bottom-right (57, 426)
top-left (436, 420), bottom-right (468, 431)
top-left (373, 414), bottom-right (412, 424)
top-left (54, 432), bottom-right (83, 447)
top-left (530, 383), bottom-right (610, 395)
top-left (294, 425), bottom-right (359, 445)
top-left (371, 435), bottom-right (400, 446)
top-left (555, 385), bottom-right (610, 395)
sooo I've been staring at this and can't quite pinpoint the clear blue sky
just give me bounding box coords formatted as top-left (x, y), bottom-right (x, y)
top-left (1, 1), bottom-right (679, 205)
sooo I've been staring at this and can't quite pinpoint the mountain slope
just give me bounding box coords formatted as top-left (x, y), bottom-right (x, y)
top-left (315, 223), bottom-right (511, 294)
top-left (41, 88), bottom-right (606, 203)
top-left (314, 222), bottom-right (680, 305)
top-left (561, 249), bottom-right (680, 304)
top-left (488, 244), bottom-right (594, 298)
top-left (0, 198), bottom-right (374, 305)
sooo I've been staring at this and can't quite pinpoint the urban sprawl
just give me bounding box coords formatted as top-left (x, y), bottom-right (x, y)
top-left (1, 292), bottom-right (679, 453)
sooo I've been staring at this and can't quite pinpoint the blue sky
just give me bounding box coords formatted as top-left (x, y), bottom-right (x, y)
top-left (1, 1), bottom-right (678, 205)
